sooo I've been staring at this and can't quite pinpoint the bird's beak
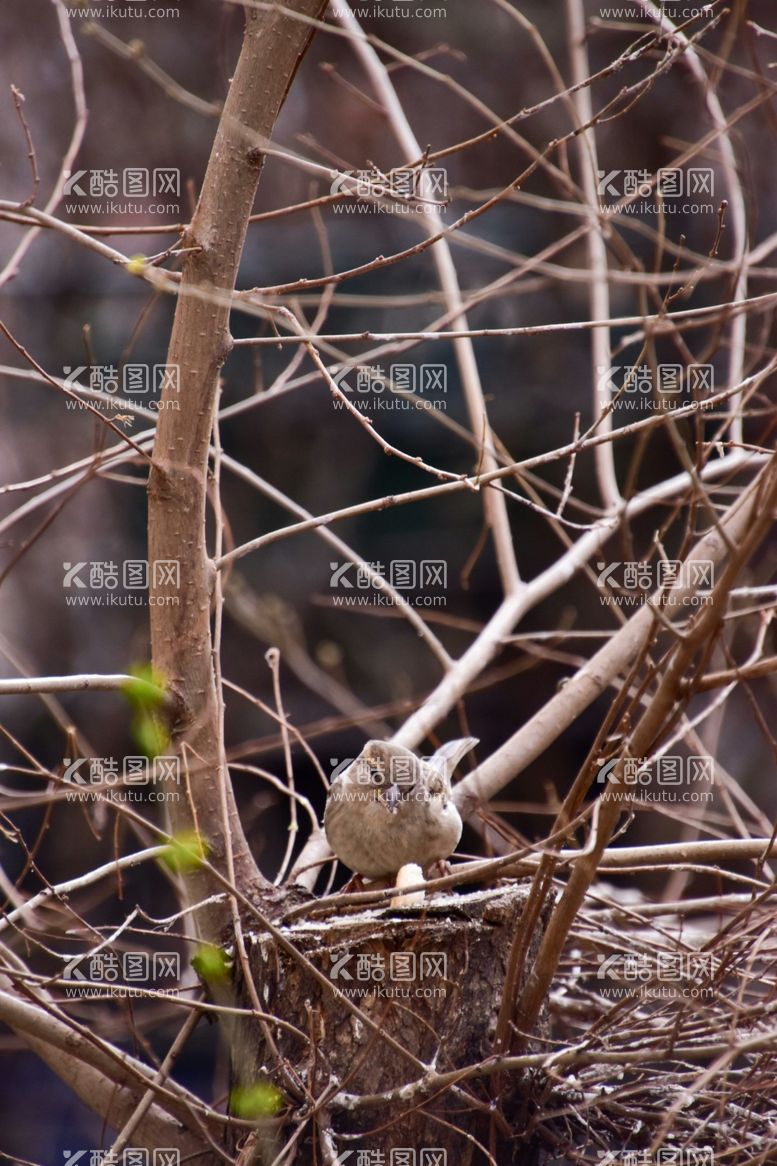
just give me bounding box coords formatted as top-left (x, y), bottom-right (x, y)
top-left (382, 783), bottom-right (402, 812)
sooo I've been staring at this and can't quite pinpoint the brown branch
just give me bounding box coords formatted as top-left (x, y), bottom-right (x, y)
top-left (681, 654), bottom-right (777, 692)
top-left (510, 452), bottom-right (777, 1051)
top-left (9, 85), bottom-right (39, 209)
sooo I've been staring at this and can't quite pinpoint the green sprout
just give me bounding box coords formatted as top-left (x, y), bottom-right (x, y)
top-left (191, 943), bottom-right (231, 985)
top-left (160, 830), bottom-right (209, 874)
top-left (122, 663), bottom-right (170, 759)
top-left (230, 1081), bottom-right (285, 1120)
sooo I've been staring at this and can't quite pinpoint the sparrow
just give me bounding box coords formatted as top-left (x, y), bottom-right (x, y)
top-left (324, 738), bottom-right (478, 880)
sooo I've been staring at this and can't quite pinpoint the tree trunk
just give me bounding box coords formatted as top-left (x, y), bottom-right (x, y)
top-left (147, 0), bottom-right (329, 938)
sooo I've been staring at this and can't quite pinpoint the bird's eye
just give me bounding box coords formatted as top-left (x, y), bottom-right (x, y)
top-left (369, 766), bottom-right (385, 786)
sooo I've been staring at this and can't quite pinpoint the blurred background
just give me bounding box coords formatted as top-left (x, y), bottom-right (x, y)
top-left (1, 0), bottom-right (776, 1155)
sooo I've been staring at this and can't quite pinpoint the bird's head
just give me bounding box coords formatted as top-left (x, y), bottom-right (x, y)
top-left (343, 741), bottom-right (419, 810)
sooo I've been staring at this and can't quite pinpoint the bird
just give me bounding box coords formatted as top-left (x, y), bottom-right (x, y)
top-left (324, 738), bottom-right (478, 883)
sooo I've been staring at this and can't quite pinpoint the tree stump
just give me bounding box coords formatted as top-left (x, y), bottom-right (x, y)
top-left (232, 882), bottom-right (549, 1164)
